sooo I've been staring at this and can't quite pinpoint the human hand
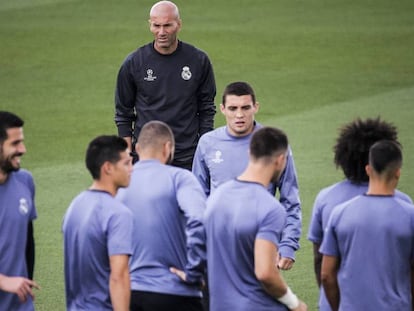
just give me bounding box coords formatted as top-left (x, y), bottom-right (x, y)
top-left (291, 301), bottom-right (307, 311)
top-left (169, 267), bottom-right (187, 282)
top-left (0, 276), bottom-right (40, 302)
top-left (169, 267), bottom-right (205, 288)
top-left (278, 257), bottom-right (295, 270)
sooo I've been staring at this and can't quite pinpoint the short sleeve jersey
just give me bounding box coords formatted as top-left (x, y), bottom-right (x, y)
top-left (320, 194), bottom-right (414, 310)
top-left (204, 179), bottom-right (289, 311)
top-left (116, 159), bottom-right (206, 297)
top-left (0, 170), bottom-right (37, 311)
top-left (62, 190), bottom-right (133, 310)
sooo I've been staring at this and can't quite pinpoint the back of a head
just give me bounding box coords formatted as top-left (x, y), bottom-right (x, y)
top-left (137, 120), bottom-right (175, 151)
top-left (250, 127), bottom-right (288, 161)
top-left (86, 135), bottom-right (128, 180)
top-left (222, 81), bottom-right (256, 105)
top-left (334, 117), bottom-right (398, 183)
top-left (0, 111), bottom-right (24, 143)
top-left (369, 140), bottom-right (402, 179)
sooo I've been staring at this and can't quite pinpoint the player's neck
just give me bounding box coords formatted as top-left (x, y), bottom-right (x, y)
top-left (90, 180), bottom-right (117, 197)
top-left (366, 179), bottom-right (395, 196)
top-left (238, 163), bottom-right (272, 188)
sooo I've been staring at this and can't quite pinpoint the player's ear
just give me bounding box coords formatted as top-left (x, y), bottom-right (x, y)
top-left (136, 143), bottom-right (142, 156)
top-left (220, 103), bottom-right (226, 114)
top-left (365, 164), bottom-right (371, 177)
top-left (177, 18), bottom-right (182, 31)
top-left (395, 167), bottom-right (401, 181)
top-left (254, 102), bottom-right (259, 113)
top-left (102, 161), bottom-right (113, 176)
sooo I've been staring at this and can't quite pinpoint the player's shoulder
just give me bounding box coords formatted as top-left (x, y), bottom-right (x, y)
top-left (199, 126), bottom-right (227, 143)
top-left (395, 189), bottom-right (413, 205)
top-left (11, 169), bottom-right (34, 186)
top-left (123, 42), bottom-right (152, 62)
top-left (179, 41), bottom-right (209, 56)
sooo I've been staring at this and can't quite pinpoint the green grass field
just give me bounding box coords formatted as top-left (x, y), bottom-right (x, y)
top-left (1, 0), bottom-right (414, 310)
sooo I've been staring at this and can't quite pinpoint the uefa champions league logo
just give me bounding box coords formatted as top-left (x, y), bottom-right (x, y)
top-left (144, 68), bottom-right (157, 81)
top-left (211, 150), bottom-right (224, 164)
top-left (181, 66), bottom-right (192, 80)
top-left (18, 198), bottom-right (29, 215)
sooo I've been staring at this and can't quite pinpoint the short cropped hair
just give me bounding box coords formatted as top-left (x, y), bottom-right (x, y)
top-left (334, 117), bottom-right (398, 183)
top-left (0, 111), bottom-right (24, 144)
top-left (85, 135), bottom-right (128, 180)
top-left (250, 127), bottom-right (288, 161)
top-left (222, 81), bottom-right (256, 106)
top-left (137, 120), bottom-right (174, 150)
top-left (369, 140), bottom-right (402, 178)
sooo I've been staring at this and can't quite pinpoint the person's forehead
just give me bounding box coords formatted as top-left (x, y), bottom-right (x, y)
top-left (224, 94), bottom-right (254, 106)
top-left (5, 127), bottom-right (24, 140)
top-left (150, 15), bottom-right (178, 24)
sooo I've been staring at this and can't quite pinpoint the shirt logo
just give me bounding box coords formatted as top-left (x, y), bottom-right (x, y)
top-left (181, 66), bottom-right (192, 81)
top-left (211, 150), bottom-right (224, 164)
top-left (144, 69), bottom-right (157, 81)
top-left (19, 198), bottom-right (29, 215)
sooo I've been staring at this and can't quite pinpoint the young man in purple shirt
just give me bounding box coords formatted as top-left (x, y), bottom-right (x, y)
top-left (0, 111), bottom-right (40, 311)
top-left (321, 140), bottom-right (414, 310)
top-left (192, 81), bottom-right (301, 269)
top-left (203, 127), bottom-right (307, 311)
top-left (116, 121), bottom-right (206, 311)
top-left (307, 117), bottom-right (412, 311)
top-left (63, 135), bottom-right (133, 311)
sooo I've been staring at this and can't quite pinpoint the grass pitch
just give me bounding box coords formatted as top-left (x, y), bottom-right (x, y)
top-left (1, 0), bottom-right (414, 310)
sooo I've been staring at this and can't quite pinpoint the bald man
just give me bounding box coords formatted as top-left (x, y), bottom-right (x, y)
top-left (115, 1), bottom-right (216, 170)
top-left (116, 121), bottom-right (206, 311)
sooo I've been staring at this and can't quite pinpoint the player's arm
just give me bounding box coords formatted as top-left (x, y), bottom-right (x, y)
top-left (191, 142), bottom-right (211, 196)
top-left (114, 57), bottom-right (137, 143)
top-left (176, 172), bottom-right (207, 284)
top-left (0, 274), bottom-right (40, 302)
top-left (312, 243), bottom-right (322, 287)
top-left (321, 255), bottom-right (340, 311)
top-left (254, 239), bottom-right (307, 310)
top-left (196, 55), bottom-right (216, 136)
top-left (109, 254), bottom-right (130, 311)
top-left (277, 147), bottom-right (301, 268)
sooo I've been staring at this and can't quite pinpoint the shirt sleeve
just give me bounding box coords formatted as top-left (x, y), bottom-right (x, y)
top-left (114, 55), bottom-right (137, 138)
top-left (196, 53), bottom-right (216, 136)
top-left (256, 202), bottom-right (287, 247)
top-left (307, 191), bottom-right (325, 244)
top-left (276, 146), bottom-right (302, 260)
top-left (107, 206), bottom-right (134, 257)
top-left (319, 211), bottom-right (340, 257)
top-left (175, 170), bottom-right (207, 284)
top-left (192, 136), bottom-right (211, 196)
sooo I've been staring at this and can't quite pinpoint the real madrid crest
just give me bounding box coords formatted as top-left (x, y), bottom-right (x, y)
top-left (19, 198), bottom-right (29, 215)
top-left (181, 66), bottom-right (192, 81)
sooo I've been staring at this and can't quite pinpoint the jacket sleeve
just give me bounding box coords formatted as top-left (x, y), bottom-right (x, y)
top-left (191, 138), bottom-right (211, 196)
top-left (176, 171), bottom-right (207, 284)
top-left (277, 146), bottom-right (302, 260)
top-left (114, 56), bottom-right (137, 138)
top-left (196, 54), bottom-right (216, 136)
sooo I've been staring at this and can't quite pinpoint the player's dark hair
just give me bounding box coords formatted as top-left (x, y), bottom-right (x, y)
top-left (250, 127), bottom-right (288, 160)
top-left (334, 117), bottom-right (398, 183)
top-left (0, 111), bottom-right (24, 144)
top-left (222, 81), bottom-right (256, 106)
top-left (85, 135), bottom-right (128, 180)
top-left (137, 120), bottom-right (174, 149)
top-left (369, 140), bottom-right (402, 177)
